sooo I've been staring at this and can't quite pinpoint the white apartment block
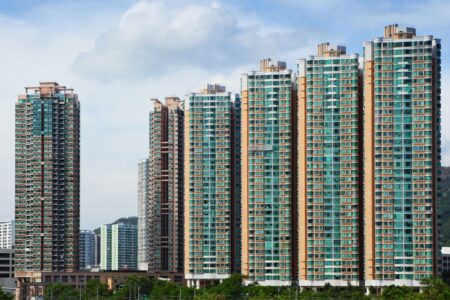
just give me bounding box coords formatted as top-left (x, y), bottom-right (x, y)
top-left (0, 221), bottom-right (15, 249)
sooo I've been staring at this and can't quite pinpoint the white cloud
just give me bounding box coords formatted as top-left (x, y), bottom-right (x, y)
top-left (73, 0), bottom-right (315, 80)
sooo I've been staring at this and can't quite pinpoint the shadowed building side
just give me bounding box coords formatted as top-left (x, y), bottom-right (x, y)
top-left (148, 98), bottom-right (184, 282)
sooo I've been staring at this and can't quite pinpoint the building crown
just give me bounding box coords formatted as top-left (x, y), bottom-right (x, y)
top-left (317, 42), bottom-right (346, 57)
top-left (259, 58), bottom-right (287, 72)
top-left (201, 84), bottom-right (226, 94)
top-left (384, 24), bottom-right (416, 39)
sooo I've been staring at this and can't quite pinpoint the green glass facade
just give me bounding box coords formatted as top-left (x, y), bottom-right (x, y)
top-left (241, 60), bottom-right (296, 285)
top-left (185, 85), bottom-right (239, 285)
top-left (298, 45), bottom-right (362, 285)
top-left (364, 25), bottom-right (441, 285)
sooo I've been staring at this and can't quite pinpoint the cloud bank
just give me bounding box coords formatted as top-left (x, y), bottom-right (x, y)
top-left (73, 0), bottom-right (313, 80)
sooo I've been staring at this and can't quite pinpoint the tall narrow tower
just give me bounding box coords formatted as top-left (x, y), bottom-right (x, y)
top-left (15, 82), bottom-right (80, 276)
top-left (184, 85), bottom-right (239, 287)
top-left (297, 44), bottom-right (363, 286)
top-left (148, 97), bottom-right (184, 282)
top-left (363, 25), bottom-right (441, 286)
top-left (241, 59), bottom-right (297, 286)
top-left (138, 158), bottom-right (149, 271)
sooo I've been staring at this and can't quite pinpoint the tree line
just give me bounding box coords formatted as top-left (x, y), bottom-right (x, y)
top-left (3, 274), bottom-right (449, 300)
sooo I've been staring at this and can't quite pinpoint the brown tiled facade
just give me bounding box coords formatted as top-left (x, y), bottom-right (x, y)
top-left (148, 98), bottom-right (184, 278)
top-left (15, 82), bottom-right (80, 277)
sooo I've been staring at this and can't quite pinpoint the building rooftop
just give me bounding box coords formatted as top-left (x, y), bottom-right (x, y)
top-left (20, 82), bottom-right (75, 98)
top-left (165, 96), bottom-right (183, 110)
top-left (259, 58), bottom-right (286, 72)
top-left (317, 42), bottom-right (346, 57)
top-left (0, 220), bottom-right (14, 225)
top-left (151, 97), bottom-right (183, 111)
top-left (201, 84), bottom-right (226, 94)
top-left (384, 24), bottom-right (416, 39)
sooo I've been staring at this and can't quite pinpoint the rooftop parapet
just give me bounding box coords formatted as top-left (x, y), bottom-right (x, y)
top-left (259, 58), bottom-right (287, 72)
top-left (200, 84), bottom-right (226, 94)
top-left (151, 97), bottom-right (183, 111)
top-left (23, 82), bottom-right (74, 96)
top-left (317, 42), bottom-right (346, 57)
top-left (384, 24), bottom-right (416, 39)
top-left (165, 97), bottom-right (183, 110)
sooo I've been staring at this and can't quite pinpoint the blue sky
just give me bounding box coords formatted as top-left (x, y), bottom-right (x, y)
top-left (0, 0), bottom-right (449, 229)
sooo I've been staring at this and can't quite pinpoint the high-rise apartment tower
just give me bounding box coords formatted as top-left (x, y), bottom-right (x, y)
top-left (363, 24), bottom-right (441, 286)
top-left (148, 98), bottom-right (184, 281)
top-left (15, 82), bottom-right (80, 275)
top-left (184, 85), bottom-right (240, 287)
top-left (241, 59), bottom-right (297, 286)
top-left (138, 158), bottom-right (149, 271)
top-left (297, 44), bottom-right (363, 286)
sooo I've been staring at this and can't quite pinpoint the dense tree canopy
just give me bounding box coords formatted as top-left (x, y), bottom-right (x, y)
top-left (38, 275), bottom-right (450, 300)
top-left (0, 287), bottom-right (13, 300)
top-left (44, 283), bottom-right (79, 299)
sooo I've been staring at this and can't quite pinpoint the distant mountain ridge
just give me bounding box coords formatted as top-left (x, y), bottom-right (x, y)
top-left (93, 216), bottom-right (137, 235)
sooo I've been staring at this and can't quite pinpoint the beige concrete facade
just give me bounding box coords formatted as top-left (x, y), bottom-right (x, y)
top-left (297, 75), bottom-right (307, 281)
top-left (363, 57), bottom-right (375, 281)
